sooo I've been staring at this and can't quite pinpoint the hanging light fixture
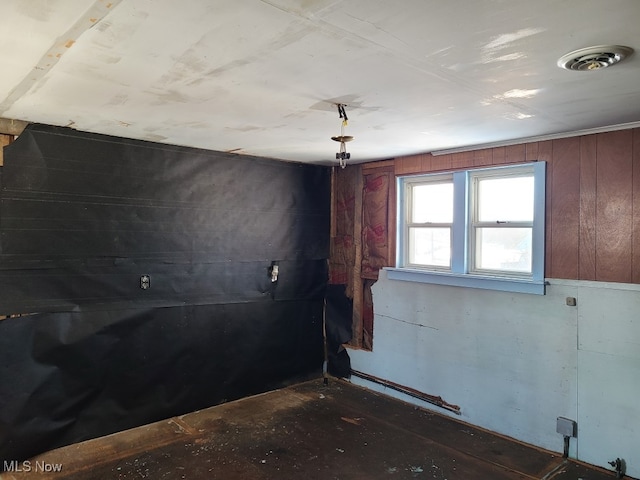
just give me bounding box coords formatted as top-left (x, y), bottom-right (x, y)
top-left (331, 103), bottom-right (353, 168)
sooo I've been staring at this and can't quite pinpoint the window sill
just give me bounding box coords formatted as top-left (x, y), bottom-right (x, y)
top-left (384, 267), bottom-right (546, 295)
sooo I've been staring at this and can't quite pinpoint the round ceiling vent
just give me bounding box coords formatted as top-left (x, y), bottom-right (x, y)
top-left (557, 45), bottom-right (634, 71)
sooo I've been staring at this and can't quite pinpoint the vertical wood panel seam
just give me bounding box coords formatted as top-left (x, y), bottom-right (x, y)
top-left (593, 135), bottom-right (598, 280)
top-left (633, 128), bottom-right (640, 282)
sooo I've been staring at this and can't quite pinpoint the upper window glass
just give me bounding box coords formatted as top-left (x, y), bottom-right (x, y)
top-left (411, 182), bottom-right (453, 223)
top-left (476, 176), bottom-right (534, 222)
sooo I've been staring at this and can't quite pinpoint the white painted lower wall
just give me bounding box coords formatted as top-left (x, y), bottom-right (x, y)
top-left (348, 270), bottom-right (640, 478)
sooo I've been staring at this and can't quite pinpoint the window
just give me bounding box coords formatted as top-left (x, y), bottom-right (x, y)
top-left (391, 162), bottom-right (546, 294)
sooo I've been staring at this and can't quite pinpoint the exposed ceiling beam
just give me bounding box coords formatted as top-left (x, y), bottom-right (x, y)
top-left (0, 117), bottom-right (28, 136)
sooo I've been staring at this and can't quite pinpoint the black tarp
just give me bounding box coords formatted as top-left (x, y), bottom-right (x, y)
top-left (0, 125), bottom-right (330, 464)
top-left (325, 284), bottom-right (352, 378)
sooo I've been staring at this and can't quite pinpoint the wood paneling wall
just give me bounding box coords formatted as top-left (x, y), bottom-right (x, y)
top-left (391, 128), bottom-right (640, 284)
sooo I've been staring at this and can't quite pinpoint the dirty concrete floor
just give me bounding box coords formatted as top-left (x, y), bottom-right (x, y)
top-left (1, 379), bottom-right (622, 480)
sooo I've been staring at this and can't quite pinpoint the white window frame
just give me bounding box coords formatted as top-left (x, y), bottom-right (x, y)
top-left (388, 162), bottom-right (546, 295)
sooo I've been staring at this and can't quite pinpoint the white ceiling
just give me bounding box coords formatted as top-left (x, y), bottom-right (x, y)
top-left (1, 0), bottom-right (639, 165)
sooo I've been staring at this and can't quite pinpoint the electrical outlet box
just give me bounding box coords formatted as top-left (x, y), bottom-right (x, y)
top-left (557, 417), bottom-right (577, 437)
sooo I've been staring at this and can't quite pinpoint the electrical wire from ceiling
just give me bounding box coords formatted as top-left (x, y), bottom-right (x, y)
top-left (331, 103), bottom-right (353, 168)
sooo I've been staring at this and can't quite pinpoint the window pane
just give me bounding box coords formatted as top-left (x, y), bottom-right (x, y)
top-left (475, 227), bottom-right (532, 272)
top-left (409, 227), bottom-right (451, 267)
top-left (412, 183), bottom-right (453, 223)
top-left (477, 176), bottom-right (534, 222)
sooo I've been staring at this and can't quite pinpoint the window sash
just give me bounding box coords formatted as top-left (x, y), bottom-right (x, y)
top-left (403, 175), bottom-right (453, 270)
top-left (471, 225), bottom-right (533, 275)
top-left (469, 168), bottom-right (536, 276)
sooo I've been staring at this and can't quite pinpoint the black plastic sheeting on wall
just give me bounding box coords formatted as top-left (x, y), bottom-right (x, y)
top-left (0, 125), bottom-right (330, 464)
top-left (0, 303), bottom-right (324, 464)
top-left (0, 125), bottom-right (329, 313)
top-left (325, 284), bottom-right (353, 378)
